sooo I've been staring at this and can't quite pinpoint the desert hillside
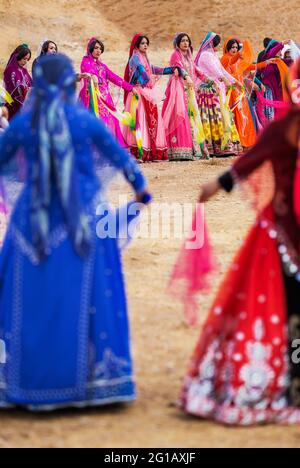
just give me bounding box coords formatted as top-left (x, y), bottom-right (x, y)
top-left (0, 0), bottom-right (299, 73)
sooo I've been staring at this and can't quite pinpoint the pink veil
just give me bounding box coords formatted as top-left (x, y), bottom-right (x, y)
top-left (168, 204), bottom-right (217, 327)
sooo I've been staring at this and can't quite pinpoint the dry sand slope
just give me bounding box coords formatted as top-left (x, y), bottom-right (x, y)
top-left (0, 0), bottom-right (300, 449)
top-left (0, 0), bottom-right (300, 72)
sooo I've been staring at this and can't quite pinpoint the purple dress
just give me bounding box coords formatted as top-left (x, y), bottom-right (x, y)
top-left (260, 42), bottom-right (285, 115)
top-left (3, 56), bottom-right (32, 120)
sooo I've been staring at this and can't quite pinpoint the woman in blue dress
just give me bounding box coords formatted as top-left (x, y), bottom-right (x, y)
top-left (0, 54), bottom-right (149, 410)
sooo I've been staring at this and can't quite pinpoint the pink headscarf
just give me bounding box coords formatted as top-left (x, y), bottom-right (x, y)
top-left (79, 38), bottom-right (103, 108)
top-left (173, 32), bottom-right (197, 82)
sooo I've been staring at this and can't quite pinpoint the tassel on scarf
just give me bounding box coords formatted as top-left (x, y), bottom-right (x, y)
top-left (187, 87), bottom-right (206, 148)
top-left (0, 85), bottom-right (14, 106)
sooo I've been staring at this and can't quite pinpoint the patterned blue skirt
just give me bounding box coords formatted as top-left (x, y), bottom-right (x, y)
top-left (0, 189), bottom-right (135, 410)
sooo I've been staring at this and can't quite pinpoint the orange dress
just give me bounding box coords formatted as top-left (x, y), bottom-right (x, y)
top-left (221, 39), bottom-right (268, 148)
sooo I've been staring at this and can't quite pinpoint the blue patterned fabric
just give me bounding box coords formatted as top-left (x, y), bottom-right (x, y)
top-left (0, 55), bottom-right (146, 410)
top-left (264, 85), bottom-right (275, 121)
top-left (31, 55), bottom-right (92, 261)
top-left (129, 53), bottom-right (174, 86)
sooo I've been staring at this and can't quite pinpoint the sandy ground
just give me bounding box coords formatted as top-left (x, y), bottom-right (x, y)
top-left (0, 0), bottom-right (300, 449)
top-left (1, 160), bottom-right (300, 448)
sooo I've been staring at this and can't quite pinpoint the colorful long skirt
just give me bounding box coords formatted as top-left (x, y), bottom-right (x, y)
top-left (163, 89), bottom-right (209, 161)
top-left (197, 83), bottom-right (242, 156)
top-left (123, 89), bottom-right (168, 162)
top-left (180, 205), bottom-right (300, 425)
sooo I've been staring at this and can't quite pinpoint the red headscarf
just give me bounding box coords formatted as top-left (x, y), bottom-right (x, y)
top-left (124, 34), bottom-right (144, 103)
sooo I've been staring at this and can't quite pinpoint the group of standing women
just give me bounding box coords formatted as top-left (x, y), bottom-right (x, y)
top-left (78, 32), bottom-right (244, 162)
top-left (2, 34), bottom-right (296, 164)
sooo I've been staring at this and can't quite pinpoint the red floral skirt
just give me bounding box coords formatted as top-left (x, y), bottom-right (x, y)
top-left (180, 205), bottom-right (300, 425)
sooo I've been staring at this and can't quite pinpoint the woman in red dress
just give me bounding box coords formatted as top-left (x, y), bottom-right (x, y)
top-left (178, 58), bottom-right (300, 425)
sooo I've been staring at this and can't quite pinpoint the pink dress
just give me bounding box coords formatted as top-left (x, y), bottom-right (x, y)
top-left (123, 50), bottom-right (170, 162)
top-left (79, 55), bottom-right (133, 147)
top-left (162, 49), bottom-right (209, 160)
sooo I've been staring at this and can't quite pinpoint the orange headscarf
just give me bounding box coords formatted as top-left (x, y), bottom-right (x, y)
top-left (273, 57), bottom-right (290, 102)
top-left (221, 38), bottom-right (254, 79)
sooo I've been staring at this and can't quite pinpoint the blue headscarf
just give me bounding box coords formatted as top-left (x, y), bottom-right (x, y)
top-left (265, 39), bottom-right (279, 54)
top-left (31, 54), bottom-right (91, 261)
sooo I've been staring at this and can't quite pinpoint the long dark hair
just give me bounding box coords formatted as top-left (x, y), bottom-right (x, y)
top-left (175, 33), bottom-right (193, 52)
top-left (41, 40), bottom-right (58, 55)
top-left (135, 36), bottom-right (150, 49)
top-left (212, 35), bottom-right (221, 48)
top-left (263, 37), bottom-right (272, 49)
top-left (89, 39), bottom-right (105, 54)
top-left (16, 45), bottom-right (32, 61)
top-left (226, 39), bottom-right (241, 53)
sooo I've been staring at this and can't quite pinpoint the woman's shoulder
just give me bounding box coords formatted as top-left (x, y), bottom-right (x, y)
top-left (170, 50), bottom-right (182, 65)
top-left (99, 61), bottom-right (109, 73)
top-left (3, 64), bottom-right (15, 76)
top-left (81, 55), bottom-right (91, 63)
top-left (81, 56), bottom-right (94, 68)
top-left (129, 53), bottom-right (141, 66)
top-left (201, 49), bottom-right (210, 56)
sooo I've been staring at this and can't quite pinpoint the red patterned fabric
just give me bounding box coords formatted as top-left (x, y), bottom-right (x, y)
top-left (142, 94), bottom-right (158, 147)
top-left (180, 206), bottom-right (300, 425)
top-left (178, 60), bottom-right (300, 425)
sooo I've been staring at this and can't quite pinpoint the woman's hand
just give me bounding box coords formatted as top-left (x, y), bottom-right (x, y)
top-left (260, 83), bottom-right (266, 93)
top-left (92, 75), bottom-right (98, 86)
top-left (174, 68), bottom-right (179, 77)
top-left (0, 106), bottom-right (9, 120)
top-left (132, 87), bottom-right (139, 96)
top-left (199, 180), bottom-right (220, 203)
top-left (185, 76), bottom-right (194, 89)
top-left (235, 81), bottom-right (244, 91)
top-left (136, 190), bottom-right (152, 205)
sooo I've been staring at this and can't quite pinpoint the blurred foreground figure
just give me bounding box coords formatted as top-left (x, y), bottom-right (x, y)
top-left (0, 54), bottom-right (149, 410)
top-left (176, 58), bottom-right (300, 425)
